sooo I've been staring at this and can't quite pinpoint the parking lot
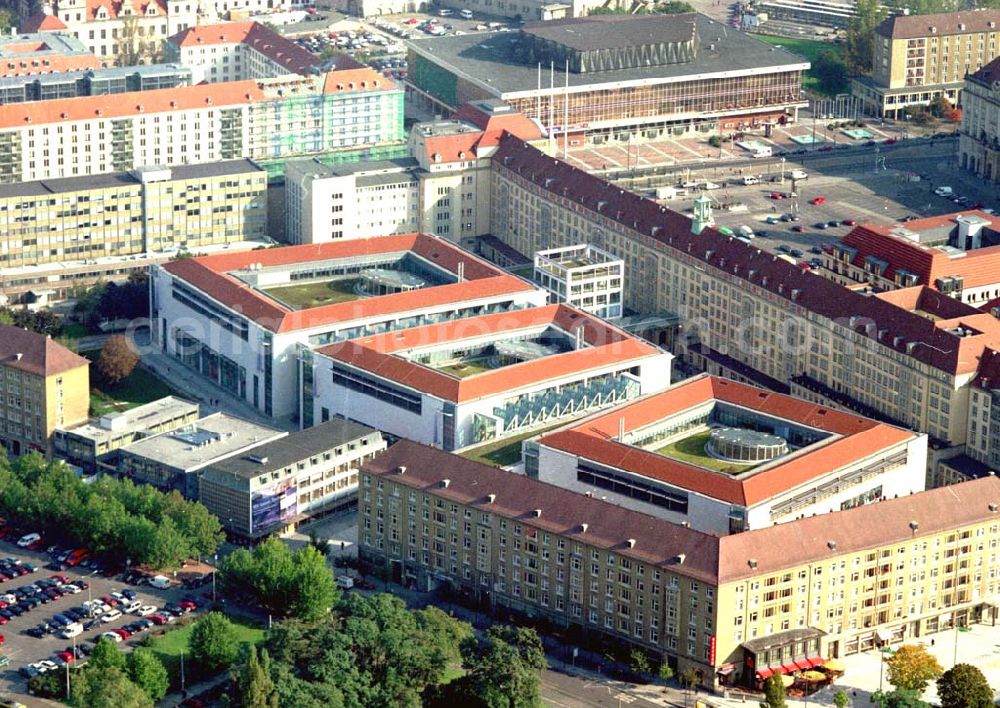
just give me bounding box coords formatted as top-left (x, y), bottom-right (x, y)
top-left (0, 540), bottom-right (212, 698)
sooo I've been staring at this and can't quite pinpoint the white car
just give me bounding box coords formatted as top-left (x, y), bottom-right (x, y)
top-left (37, 660), bottom-right (59, 673)
top-left (100, 609), bottom-right (122, 623)
top-left (16, 533), bottom-right (40, 548)
top-left (59, 583), bottom-right (81, 594)
top-left (136, 605), bottom-right (157, 617)
top-left (100, 631), bottom-right (123, 643)
top-left (701, 182), bottom-right (721, 190)
top-left (789, 170), bottom-right (808, 180)
top-left (0, 593), bottom-right (16, 604)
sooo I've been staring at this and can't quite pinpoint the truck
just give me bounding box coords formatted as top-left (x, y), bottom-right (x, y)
top-left (654, 186), bottom-right (687, 200)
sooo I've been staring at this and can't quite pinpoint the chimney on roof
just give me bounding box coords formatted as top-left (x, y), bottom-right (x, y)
top-left (990, 503), bottom-right (999, 512)
top-left (533, 509), bottom-right (541, 517)
top-left (579, 523), bottom-right (589, 533)
top-left (441, 479), bottom-right (450, 488)
top-left (748, 558), bottom-right (758, 569)
top-left (14, 353), bottom-right (21, 361)
top-left (675, 553), bottom-right (686, 564)
top-left (909, 520), bottom-right (920, 532)
top-left (397, 465), bottom-right (406, 474)
top-left (627, 538), bottom-right (636, 548)
top-left (487, 494), bottom-right (496, 503)
top-left (827, 540), bottom-right (837, 551)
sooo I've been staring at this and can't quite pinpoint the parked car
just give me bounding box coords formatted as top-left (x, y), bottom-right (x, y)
top-left (136, 605), bottom-right (157, 617)
top-left (99, 631), bottom-right (123, 643)
top-left (814, 222), bottom-right (829, 229)
top-left (16, 533), bottom-right (40, 548)
top-left (842, 219), bottom-right (856, 226)
top-left (809, 196), bottom-right (825, 205)
top-left (827, 220), bottom-right (839, 228)
top-left (100, 609), bottom-right (122, 623)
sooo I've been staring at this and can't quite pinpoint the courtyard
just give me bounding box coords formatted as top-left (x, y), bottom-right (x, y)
top-left (262, 278), bottom-right (361, 310)
top-left (655, 431), bottom-right (758, 474)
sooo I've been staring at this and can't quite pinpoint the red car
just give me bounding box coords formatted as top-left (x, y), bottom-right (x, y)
top-left (792, 225), bottom-right (805, 233)
top-left (178, 600), bottom-right (197, 611)
top-left (114, 628), bottom-right (132, 640)
top-left (841, 219), bottom-right (857, 226)
top-left (50, 574), bottom-right (68, 584)
top-left (100, 595), bottom-right (118, 607)
top-left (0, 633), bottom-right (5, 646)
top-left (55, 651), bottom-right (75, 664)
top-left (149, 614), bottom-right (169, 626)
top-left (809, 196), bottom-right (826, 205)
top-left (770, 192), bottom-right (784, 200)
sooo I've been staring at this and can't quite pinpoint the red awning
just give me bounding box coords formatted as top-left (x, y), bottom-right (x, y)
top-left (795, 659), bottom-right (812, 671)
top-left (807, 656), bottom-right (826, 668)
top-left (757, 668), bottom-right (775, 680)
top-left (781, 662), bottom-right (799, 674)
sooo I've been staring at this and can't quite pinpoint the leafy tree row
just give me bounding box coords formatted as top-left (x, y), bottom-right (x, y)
top-left (29, 636), bottom-right (168, 707)
top-left (0, 453), bottom-right (224, 568)
top-left (219, 537), bottom-right (337, 621)
top-left (227, 592), bottom-right (546, 708)
top-left (72, 272), bottom-right (150, 333)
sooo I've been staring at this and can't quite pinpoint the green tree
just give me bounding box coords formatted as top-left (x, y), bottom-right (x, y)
top-left (90, 636), bottom-right (126, 671)
top-left (812, 49), bottom-right (849, 95)
top-left (658, 663), bottom-right (674, 684)
top-left (657, 0), bottom-right (694, 11)
top-left (69, 667), bottom-right (152, 708)
top-left (629, 648), bottom-right (651, 677)
top-left (29, 670), bottom-right (67, 699)
top-left (126, 647), bottom-right (169, 701)
top-left (834, 689), bottom-right (851, 708)
top-left (0, 9), bottom-right (13, 35)
top-left (937, 663), bottom-right (993, 708)
top-left (886, 644), bottom-right (943, 693)
top-left (237, 645), bottom-right (279, 708)
top-left (289, 545), bottom-right (337, 622)
top-left (464, 625), bottom-right (546, 708)
top-left (872, 688), bottom-right (930, 708)
top-left (189, 612), bottom-right (240, 672)
top-left (845, 0), bottom-right (886, 74)
top-left (762, 673), bottom-right (787, 708)
top-left (307, 530), bottom-right (331, 557)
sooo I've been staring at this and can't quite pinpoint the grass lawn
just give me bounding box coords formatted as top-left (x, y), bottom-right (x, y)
top-left (81, 350), bottom-right (179, 417)
top-left (436, 358), bottom-right (496, 379)
top-left (754, 34), bottom-right (845, 95)
top-left (149, 617), bottom-right (266, 689)
top-left (264, 278), bottom-right (361, 310)
top-left (61, 322), bottom-right (89, 340)
top-left (656, 431), bottom-right (753, 474)
top-left (461, 420), bottom-right (573, 467)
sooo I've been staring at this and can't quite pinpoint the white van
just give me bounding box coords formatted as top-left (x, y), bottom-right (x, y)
top-left (934, 186), bottom-right (953, 197)
top-left (122, 599), bottom-right (142, 614)
top-left (460, 8), bottom-right (473, 18)
top-left (742, 175), bottom-right (760, 185)
top-left (336, 575), bottom-right (355, 590)
top-left (59, 623), bottom-right (83, 639)
top-left (148, 575), bottom-right (171, 589)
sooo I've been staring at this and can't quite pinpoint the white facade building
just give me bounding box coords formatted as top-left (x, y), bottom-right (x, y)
top-left (310, 303), bottom-right (672, 452)
top-left (284, 158), bottom-right (420, 244)
top-left (532, 375), bottom-right (928, 536)
top-left (0, 67), bottom-right (403, 184)
top-left (165, 21), bottom-right (336, 84)
top-left (151, 233), bottom-right (546, 419)
top-left (534, 243), bottom-right (624, 319)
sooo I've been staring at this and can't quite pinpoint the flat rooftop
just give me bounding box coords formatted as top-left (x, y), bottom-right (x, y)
top-left (59, 396), bottom-right (199, 443)
top-left (317, 303), bottom-right (660, 403)
top-left (406, 14), bottom-right (808, 98)
top-left (0, 159), bottom-right (264, 200)
top-left (120, 413), bottom-right (286, 471)
top-left (206, 418), bottom-right (380, 479)
top-left (288, 156), bottom-right (419, 180)
top-left (521, 14), bottom-right (697, 51)
top-left (538, 375), bottom-right (918, 506)
top-left (162, 233), bottom-right (537, 334)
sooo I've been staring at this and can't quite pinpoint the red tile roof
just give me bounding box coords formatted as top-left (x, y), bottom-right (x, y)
top-left (0, 80), bottom-right (265, 129)
top-left (875, 9), bottom-right (1000, 39)
top-left (718, 475), bottom-right (1000, 583)
top-left (492, 134), bottom-right (1000, 376)
top-left (0, 325), bottom-right (89, 378)
top-left (161, 234), bottom-right (535, 334)
top-left (322, 67), bottom-right (396, 94)
top-left (168, 21), bottom-right (357, 77)
top-left (364, 440), bottom-right (723, 583)
top-left (82, 0), bottom-right (166, 22)
top-left (971, 55), bottom-right (1000, 84)
top-left (538, 375), bottom-right (916, 507)
top-left (419, 105), bottom-right (543, 164)
top-left (19, 14), bottom-right (69, 32)
top-left (0, 51), bottom-right (101, 77)
top-left (840, 212), bottom-right (1000, 289)
top-left (317, 304), bottom-right (661, 403)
